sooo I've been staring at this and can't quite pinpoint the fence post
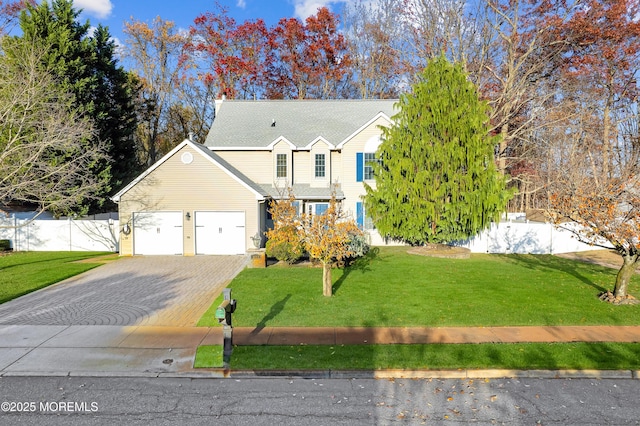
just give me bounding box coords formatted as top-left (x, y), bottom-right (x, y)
top-left (12, 214), bottom-right (17, 251)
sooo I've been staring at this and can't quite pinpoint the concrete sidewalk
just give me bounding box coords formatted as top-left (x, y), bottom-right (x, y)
top-left (1, 324), bottom-right (640, 378)
top-left (0, 325), bottom-right (223, 377)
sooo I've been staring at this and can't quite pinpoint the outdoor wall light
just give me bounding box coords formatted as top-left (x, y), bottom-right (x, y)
top-left (186, 212), bottom-right (191, 220)
top-left (251, 232), bottom-right (261, 248)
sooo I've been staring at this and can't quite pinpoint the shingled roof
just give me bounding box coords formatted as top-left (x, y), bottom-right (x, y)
top-left (204, 99), bottom-right (397, 149)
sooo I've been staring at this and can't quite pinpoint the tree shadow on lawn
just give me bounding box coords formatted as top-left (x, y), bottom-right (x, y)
top-left (494, 254), bottom-right (608, 293)
top-left (250, 294), bottom-right (291, 334)
top-left (484, 342), bottom-right (640, 370)
top-left (333, 248), bottom-right (380, 295)
top-left (0, 252), bottom-right (100, 272)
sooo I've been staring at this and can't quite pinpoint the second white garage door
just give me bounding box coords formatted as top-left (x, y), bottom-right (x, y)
top-left (195, 211), bottom-right (246, 255)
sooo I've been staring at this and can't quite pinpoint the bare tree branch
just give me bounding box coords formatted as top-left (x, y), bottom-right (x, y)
top-left (0, 38), bottom-right (108, 224)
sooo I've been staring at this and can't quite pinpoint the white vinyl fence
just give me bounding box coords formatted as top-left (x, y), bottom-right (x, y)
top-left (371, 220), bottom-right (611, 254)
top-left (0, 217), bottom-right (119, 252)
top-left (459, 221), bottom-right (612, 254)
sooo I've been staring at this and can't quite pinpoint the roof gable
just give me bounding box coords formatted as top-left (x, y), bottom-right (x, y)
top-left (335, 112), bottom-right (393, 149)
top-left (267, 136), bottom-right (297, 150)
top-left (112, 139), bottom-right (267, 202)
top-left (303, 136), bottom-right (334, 150)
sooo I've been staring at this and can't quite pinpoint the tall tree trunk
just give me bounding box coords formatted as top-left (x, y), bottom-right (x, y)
top-left (322, 262), bottom-right (332, 297)
top-left (498, 123), bottom-right (509, 175)
top-left (602, 96), bottom-right (611, 179)
top-left (613, 252), bottom-right (640, 298)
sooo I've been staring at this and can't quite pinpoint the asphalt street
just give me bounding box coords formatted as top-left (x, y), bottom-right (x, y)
top-left (0, 376), bottom-right (639, 425)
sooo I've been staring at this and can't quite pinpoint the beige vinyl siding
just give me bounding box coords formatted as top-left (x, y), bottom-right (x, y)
top-left (293, 150), bottom-right (310, 185)
top-left (214, 150), bottom-right (272, 184)
top-left (118, 145), bottom-right (259, 256)
top-left (340, 116), bottom-right (391, 222)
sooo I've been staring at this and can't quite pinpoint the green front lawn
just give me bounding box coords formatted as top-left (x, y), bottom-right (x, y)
top-left (0, 251), bottom-right (113, 304)
top-left (199, 247), bottom-right (639, 328)
top-left (196, 342), bottom-right (640, 371)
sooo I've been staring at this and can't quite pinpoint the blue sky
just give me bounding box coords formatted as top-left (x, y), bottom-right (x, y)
top-left (73, 0), bottom-right (350, 44)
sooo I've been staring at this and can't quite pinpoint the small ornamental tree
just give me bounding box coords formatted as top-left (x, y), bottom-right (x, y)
top-left (265, 191), bottom-right (363, 296)
top-left (299, 195), bottom-right (363, 297)
top-left (364, 55), bottom-right (511, 245)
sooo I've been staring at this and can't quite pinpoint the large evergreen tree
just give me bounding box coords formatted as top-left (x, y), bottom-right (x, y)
top-left (364, 56), bottom-right (511, 245)
top-left (14, 0), bottom-right (139, 210)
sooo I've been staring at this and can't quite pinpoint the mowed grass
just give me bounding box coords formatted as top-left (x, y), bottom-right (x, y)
top-left (0, 251), bottom-right (113, 304)
top-left (197, 342), bottom-right (640, 371)
top-left (199, 246), bottom-right (640, 328)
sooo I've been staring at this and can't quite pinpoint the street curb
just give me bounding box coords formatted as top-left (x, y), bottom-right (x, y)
top-left (224, 369), bottom-right (638, 380)
top-left (0, 369), bottom-right (638, 380)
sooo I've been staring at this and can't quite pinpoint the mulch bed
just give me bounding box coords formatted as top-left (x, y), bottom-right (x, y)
top-left (407, 244), bottom-right (470, 259)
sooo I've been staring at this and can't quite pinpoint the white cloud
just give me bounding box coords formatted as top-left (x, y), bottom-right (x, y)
top-left (291, 0), bottom-right (344, 20)
top-left (236, 0), bottom-right (247, 8)
top-left (73, 0), bottom-right (113, 19)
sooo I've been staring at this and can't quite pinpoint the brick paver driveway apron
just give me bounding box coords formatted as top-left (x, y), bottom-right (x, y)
top-left (0, 256), bottom-right (247, 327)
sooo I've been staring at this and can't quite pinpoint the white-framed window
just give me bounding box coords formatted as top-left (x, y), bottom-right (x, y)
top-left (364, 152), bottom-right (377, 180)
top-left (357, 135), bottom-right (383, 182)
top-left (315, 153), bottom-right (325, 178)
top-left (276, 153), bottom-right (287, 178)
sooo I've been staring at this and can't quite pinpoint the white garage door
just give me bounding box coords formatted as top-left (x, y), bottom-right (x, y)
top-left (195, 211), bottom-right (245, 255)
top-left (133, 211), bottom-right (183, 255)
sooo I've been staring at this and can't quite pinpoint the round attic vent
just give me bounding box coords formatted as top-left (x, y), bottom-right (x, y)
top-left (181, 152), bottom-right (193, 164)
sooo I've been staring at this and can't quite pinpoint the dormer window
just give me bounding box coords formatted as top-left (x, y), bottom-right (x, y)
top-left (315, 153), bottom-right (326, 178)
top-left (276, 153), bottom-right (287, 178)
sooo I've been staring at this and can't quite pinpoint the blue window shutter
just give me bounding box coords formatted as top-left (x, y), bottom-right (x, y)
top-left (356, 152), bottom-right (363, 182)
top-left (356, 202), bottom-right (364, 229)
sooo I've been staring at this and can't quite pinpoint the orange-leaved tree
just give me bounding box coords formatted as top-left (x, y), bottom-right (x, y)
top-left (266, 191), bottom-right (363, 297)
top-left (547, 131), bottom-right (640, 304)
top-left (299, 195), bottom-right (362, 297)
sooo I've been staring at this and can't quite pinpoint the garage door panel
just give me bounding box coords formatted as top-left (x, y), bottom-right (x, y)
top-left (195, 211), bottom-right (245, 255)
top-left (133, 212), bottom-right (183, 255)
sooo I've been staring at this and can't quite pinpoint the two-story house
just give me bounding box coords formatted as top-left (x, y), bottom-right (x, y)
top-left (113, 99), bottom-right (397, 255)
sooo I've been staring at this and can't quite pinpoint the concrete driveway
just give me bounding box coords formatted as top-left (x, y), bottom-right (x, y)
top-left (0, 255), bottom-right (247, 376)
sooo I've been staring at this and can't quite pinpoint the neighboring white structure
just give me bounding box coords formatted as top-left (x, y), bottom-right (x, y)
top-left (0, 217), bottom-right (119, 252)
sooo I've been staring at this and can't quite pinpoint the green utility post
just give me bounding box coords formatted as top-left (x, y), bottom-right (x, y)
top-left (215, 288), bottom-right (236, 365)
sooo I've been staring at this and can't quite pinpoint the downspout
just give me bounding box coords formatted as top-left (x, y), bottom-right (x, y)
top-left (257, 200), bottom-right (264, 248)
